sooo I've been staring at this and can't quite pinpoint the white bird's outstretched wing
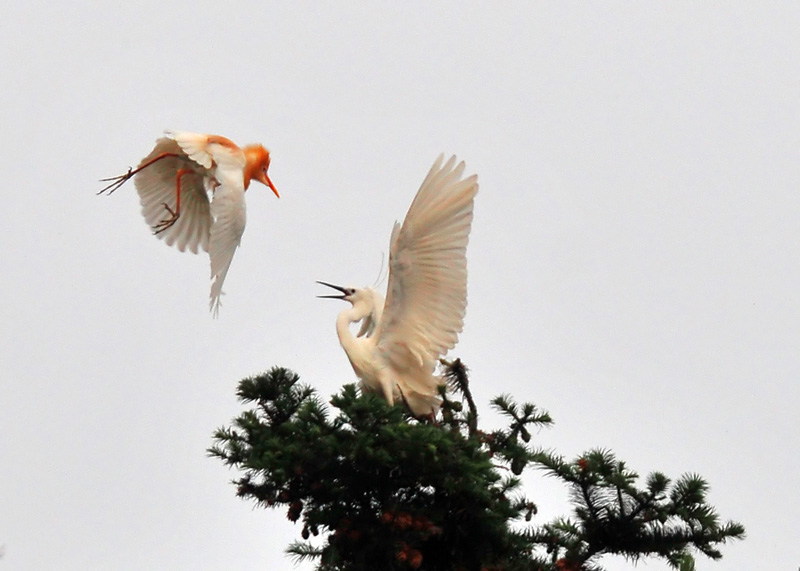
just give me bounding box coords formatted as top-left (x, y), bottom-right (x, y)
top-left (167, 131), bottom-right (243, 171)
top-left (166, 131), bottom-right (249, 316)
top-left (376, 155), bottom-right (478, 371)
top-left (134, 137), bottom-right (211, 253)
top-left (166, 131), bottom-right (216, 169)
top-left (208, 170), bottom-right (247, 317)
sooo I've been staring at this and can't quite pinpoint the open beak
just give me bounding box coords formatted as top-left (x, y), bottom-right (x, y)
top-left (317, 281), bottom-right (348, 299)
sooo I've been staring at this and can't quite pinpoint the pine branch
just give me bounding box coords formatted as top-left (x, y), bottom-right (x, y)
top-left (210, 366), bottom-right (744, 570)
top-left (530, 448), bottom-right (745, 569)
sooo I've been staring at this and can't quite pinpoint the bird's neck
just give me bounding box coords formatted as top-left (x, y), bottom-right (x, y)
top-left (336, 303), bottom-right (375, 376)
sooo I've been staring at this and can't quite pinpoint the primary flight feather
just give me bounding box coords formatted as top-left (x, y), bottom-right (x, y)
top-left (99, 131), bottom-right (279, 316)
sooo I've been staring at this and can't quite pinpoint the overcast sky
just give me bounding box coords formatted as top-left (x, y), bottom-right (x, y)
top-left (2, 2), bottom-right (798, 570)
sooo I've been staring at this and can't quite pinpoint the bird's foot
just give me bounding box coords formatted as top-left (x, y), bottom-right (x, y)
top-left (397, 389), bottom-right (438, 424)
top-left (152, 203), bottom-right (179, 234)
top-left (417, 410), bottom-right (438, 424)
top-left (97, 167), bottom-right (134, 195)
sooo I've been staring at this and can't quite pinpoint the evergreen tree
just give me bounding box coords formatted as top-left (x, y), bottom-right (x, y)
top-left (210, 361), bottom-right (743, 570)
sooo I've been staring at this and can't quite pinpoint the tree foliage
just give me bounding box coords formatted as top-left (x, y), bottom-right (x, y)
top-left (209, 362), bottom-right (743, 570)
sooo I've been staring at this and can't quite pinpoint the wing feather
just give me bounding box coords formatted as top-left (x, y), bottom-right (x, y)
top-left (165, 131), bottom-right (215, 169)
top-left (163, 131), bottom-right (249, 315)
top-left (167, 131), bottom-right (243, 170)
top-left (376, 155), bottom-right (478, 373)
top-left (208, 178), bottom-right (247, 316)
top-left (133, 137), bottom-right (211, 253)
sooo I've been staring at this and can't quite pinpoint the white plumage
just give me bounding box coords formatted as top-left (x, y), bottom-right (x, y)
top-left (319, 155), bottom-right (478, 415)
top-left (100, 131), bottom-right (279, 316)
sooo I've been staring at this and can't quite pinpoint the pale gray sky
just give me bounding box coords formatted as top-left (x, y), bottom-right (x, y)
top-left (1, 2), bottom-right (798, 570)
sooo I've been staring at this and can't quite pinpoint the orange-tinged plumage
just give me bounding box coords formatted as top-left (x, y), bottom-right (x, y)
top-left (99, 130), bottom-right (279, 316)
top-left (243, 144), bottom-right (278, 193)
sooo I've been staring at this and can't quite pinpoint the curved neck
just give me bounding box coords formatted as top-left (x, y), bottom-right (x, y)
top-left (336, 301), bottom-right (375, 372)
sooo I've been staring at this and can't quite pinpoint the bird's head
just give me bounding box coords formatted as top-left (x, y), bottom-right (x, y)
top-left (243, 144), bottom-right (279, 197)
top-left (316, 281), bottom-right (359, 303)
top-left (317, 281), bottom-right (381, 336)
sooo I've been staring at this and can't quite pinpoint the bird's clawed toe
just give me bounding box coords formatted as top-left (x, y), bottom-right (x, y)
top-left (97, 167), bottom-right (133, 195)
top-left (152, 203), bottom-right (179, 234)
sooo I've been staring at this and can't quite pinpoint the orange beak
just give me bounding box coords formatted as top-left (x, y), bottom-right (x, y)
top-left (266, 176), bottom-right (279, 198)
top-left (259, 171), bottom-right (279, 198)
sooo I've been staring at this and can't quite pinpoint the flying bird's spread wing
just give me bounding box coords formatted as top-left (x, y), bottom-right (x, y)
top-left (166, 131), bottom-right (240, 170)
top-left (376, 155), bottom-right (479, 374)
top-left (134, 137), bottom-right (211, 253)
top-left (208, 163), bottom-right (247, 317)
top-left (165, 131), bottom-right (249, 315)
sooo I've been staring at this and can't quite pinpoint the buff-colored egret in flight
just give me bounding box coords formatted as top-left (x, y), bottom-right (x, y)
top-left (319, 155), bottom-right (478, 416)
top-left (100, 131), bottom-right (279, 316)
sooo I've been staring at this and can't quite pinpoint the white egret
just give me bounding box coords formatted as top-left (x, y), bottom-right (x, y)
top-left (319, 155), bottom-right (478, 416)
top-left (100, 131), bottom-right (279, 316)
